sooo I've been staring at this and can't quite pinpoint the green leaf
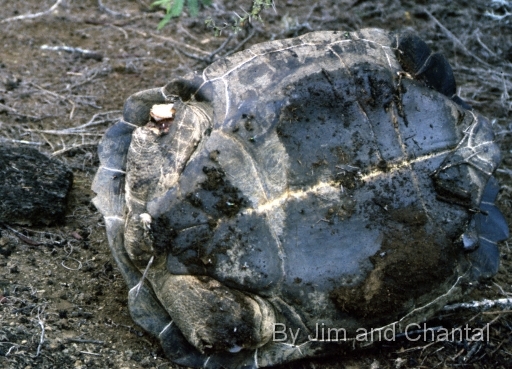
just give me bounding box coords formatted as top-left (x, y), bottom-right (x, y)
top-left (187, 0), bottom-right (199, 17)
top-left (157, 11), bottom-right (174, 29)
top-left (170, 0), bottom-right (185, 17)
top-left (150, 0), bottom-right (169, 10)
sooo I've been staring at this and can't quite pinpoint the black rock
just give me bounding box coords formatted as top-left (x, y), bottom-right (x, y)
top-left (0, 146), bottom-right (73, 225)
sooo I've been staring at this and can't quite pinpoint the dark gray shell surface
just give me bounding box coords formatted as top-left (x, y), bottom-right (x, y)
top-left (92, 28), bottom-right (508, 368)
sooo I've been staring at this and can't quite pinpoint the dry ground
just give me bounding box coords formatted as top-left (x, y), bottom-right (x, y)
top-left (0, 0), bottom-right (511, 368)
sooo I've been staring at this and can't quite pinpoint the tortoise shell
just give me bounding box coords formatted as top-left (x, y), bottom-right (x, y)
top-left (92, 28), bottom-right (508, 368)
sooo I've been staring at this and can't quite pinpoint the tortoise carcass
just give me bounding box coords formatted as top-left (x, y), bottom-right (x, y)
top-left (92, 28), bottom-right (508, 368)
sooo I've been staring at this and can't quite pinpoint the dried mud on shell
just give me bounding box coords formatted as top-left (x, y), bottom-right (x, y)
top-left (0, 1), bottom-right (511, 368)
top-left (331, 207), bottom-right (457, 323)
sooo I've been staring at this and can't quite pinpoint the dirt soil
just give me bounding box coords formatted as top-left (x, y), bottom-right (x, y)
top-left (0, 0), bottom-right (511, 368)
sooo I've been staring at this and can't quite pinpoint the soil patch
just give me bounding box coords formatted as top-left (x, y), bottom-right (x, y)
top-left (0, 1), bottom-right (511, 368)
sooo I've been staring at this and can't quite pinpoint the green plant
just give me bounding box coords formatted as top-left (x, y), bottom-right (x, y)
top-left (151, 0), bottom-right (213, 29)
top-left (206, 0), bottom-right (273, 35)
top-left (152, 0), bottom-right (274, 33)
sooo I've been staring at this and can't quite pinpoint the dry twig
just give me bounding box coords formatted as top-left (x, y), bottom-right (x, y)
top-left (176, 30), bottom-right (257, 63)
top-left (443, 298), bottom-right (512, 312)
top-left (27, 111), bottom-right (121, 135)
top-left (40, 45), bottom-right (104, 61)
top-left (0, 137), bottom-right (44, 146)
top-left (0, 0), bottom-right (63, 23)
top-left (146, 31), bottom-right (212, 56)
top-left (223, 29), bottom-right (257, 58)
top-left (98, 0), bottom-right (130, 18)
top-left (0, 223), bottom-right (43, 246)
top-left (423, 8), bottom-right (491, 67)
top-left (35, 307), bottom-right (45, 357)
top-left (0, 102), bottom-right (49, 121)
top-left (67, 338), bottom-right (105, 345)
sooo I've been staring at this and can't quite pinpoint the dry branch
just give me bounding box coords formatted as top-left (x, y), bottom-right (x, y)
top-left (98, 0), bottom-right (130, 18)
top-left (0, 137), bottom-right (44, 146)
top-left (176, 30), bottom-right (257, 63)
top-left (0, 102), bottom-right (49, 121)
top-left (40, 45), bottom-right (104, 61)
top-left (423, 7), bottom-right (492, 67)
top-left (223, 29), bottom-right (257, 58)
top-left (67, 338), bottom-right (105, 345)
top-left (443, 298), bottom-right (512, 312)
top-left (146, 32), bottom-right (212, 56)
top-left (35, 308), bottom-right (45, 357)
top-left (0, 222), bottom-right (43, 246)
top-left (27, 111), bottom-right (121, 135)
top-left (0, 0), bottom-right (63, 23)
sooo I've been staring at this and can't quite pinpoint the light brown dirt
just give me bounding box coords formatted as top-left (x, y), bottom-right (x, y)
top-left (0, 1), bottom-right (511, 368)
